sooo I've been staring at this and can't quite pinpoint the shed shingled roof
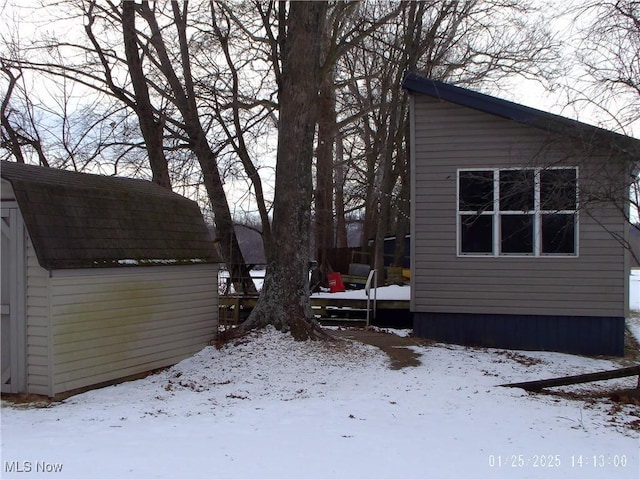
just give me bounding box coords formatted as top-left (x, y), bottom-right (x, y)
top-left (402, 73), bottom-right (640, 153)
top-left (1, 161), bottom-right (220, 269)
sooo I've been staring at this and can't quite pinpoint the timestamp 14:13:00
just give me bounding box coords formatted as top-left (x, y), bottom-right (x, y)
top-left (488, 454), bottom-right (629, 468)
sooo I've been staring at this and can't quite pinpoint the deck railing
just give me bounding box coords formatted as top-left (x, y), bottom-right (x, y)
top-left (365, 269), bottom-right (378, 328)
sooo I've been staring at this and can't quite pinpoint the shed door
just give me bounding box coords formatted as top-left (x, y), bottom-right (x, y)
top-left (1, 205), bottom-right (26, 394)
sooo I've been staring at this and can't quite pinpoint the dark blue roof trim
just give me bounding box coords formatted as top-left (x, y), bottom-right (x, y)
top-left (402, 73), bottom-right (640, 150)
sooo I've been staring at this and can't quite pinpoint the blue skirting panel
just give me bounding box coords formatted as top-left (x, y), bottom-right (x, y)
top-left (413, 312), bottom-right (625, 356)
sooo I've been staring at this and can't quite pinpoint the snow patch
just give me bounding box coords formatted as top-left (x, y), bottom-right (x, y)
top-left (311, 284), bottom-right (410, 301)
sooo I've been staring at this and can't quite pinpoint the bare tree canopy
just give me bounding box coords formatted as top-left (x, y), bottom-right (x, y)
top-left (549, 0), bottom-right (640, 135)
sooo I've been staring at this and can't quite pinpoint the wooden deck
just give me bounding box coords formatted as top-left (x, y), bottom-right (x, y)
top-left (219, 294), bottom-right (410, 326)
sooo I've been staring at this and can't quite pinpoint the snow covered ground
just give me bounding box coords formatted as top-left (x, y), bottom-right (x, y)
top-left (1, 326), bottom-right (639, 480)
top-left (628, 312), bottom-right (640, 345)
top-left (312, 284), bottom-right (410, 301)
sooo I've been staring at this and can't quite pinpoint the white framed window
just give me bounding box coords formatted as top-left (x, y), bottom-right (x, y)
top-left (457, 167), bottom-right (578, 257)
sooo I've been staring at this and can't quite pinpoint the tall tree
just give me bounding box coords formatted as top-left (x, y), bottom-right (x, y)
top-left (241, 1), bottom-right (328, 340)
top-left (313, 2), bottom-right (403, 272)
top-left (120, 0), bottom-right (171, 189)
top-left (338, 0), bottom-right (559, 271)
top-left (133, 0), bottom-right (256, 293)
top-left (207, 0), bottom-right (276, 251)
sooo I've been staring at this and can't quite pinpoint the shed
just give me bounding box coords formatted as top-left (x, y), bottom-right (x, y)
top-left (403, 74), bottom-right (640, 356)
top-left (1, 161), bottom-right (220, 397)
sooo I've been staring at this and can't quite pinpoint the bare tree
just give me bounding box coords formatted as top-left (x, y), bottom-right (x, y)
top-left (120, 0), bottom-right (171, 189)
top-left (1, 64), bottom-right (45, 165)
top-left (558, 0), bottom-right (640, 259)
top-left (0, 0), bottom-right (257, 293)
top-left (132, 1), bottom-right (256, 293)
top-left (1, 58), bottom-right (139, 172)
top-left (240, 1), bottom-right (329, 340)
top-left (206, 1), bottom-right (276, 251)
top-left (313, 2), bottom-right (404, 274)
top-left (337, 0), bottom-right (560, 274)
top-left (566, 0), bottom-right (640, 133)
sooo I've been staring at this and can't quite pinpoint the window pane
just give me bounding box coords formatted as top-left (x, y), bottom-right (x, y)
top-left (541, 214), bottom-right (575, 254)
top-left (540, 169), bottom-right (577, 211)
top-left (500, 170), bottom-right (534, 211)
top-left (501, 214), bottom-right (534, 254)
top-left (459, 171), bottom-right (494, 211)
top-left (460, 214), bottom-right (493, 253)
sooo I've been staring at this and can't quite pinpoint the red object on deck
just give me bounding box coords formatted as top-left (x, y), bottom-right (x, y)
top-left (327, 272), bottom-right (345, 293)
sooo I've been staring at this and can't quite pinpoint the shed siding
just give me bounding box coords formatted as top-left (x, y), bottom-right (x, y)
top-left (49, 264), bottom-right (218, 395)
top-left (411, 95), bottom-right (626, 318)
top-left (25, 235), bottom-right (52, 395)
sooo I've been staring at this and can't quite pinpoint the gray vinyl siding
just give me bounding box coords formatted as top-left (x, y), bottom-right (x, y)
top-left (48, 264), bottom-right (218, 395)
top-left (411, 95), bottom-right (627, 318)
top-left (25, 235), bottom-right (52, 396)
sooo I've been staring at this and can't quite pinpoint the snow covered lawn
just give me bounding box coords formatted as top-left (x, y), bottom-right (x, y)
top-left (1, 326), bottom-right (639, 479)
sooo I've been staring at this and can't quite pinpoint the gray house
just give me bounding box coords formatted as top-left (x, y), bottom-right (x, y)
top-left (403, 74), bottom-right (639, 356)
top-left (1, 161), bottom-right (220, 397)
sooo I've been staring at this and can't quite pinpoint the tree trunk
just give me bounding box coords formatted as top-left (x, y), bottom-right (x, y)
top-left (393, 117), bottom-right (411, 267)
top-left (137, 0), bottom-right (255, 294)
top-left (393, 161), bottom-right (410, 267)
top-left (334, 133), bottom-right (348, 248)
top-left (373, 158), bottom-right (394, 279)
top-left (243, 1), bottom-right (328, 340)
top-left (122, 1), bottom-right (171, 190)
top-left (361, 146), bottom-right (380, 251)
top-left (314, 71), bottom-right (337, 271)
top-left (0, 68), bottom-right (27, 164)
top-left (373, 93), bottom-right (402, 279)
top-left (189, 130), bottom-right (256, 295)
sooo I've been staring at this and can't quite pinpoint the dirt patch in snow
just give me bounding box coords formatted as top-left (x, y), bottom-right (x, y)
top-left (328, 328), bottom-right (430, 369)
